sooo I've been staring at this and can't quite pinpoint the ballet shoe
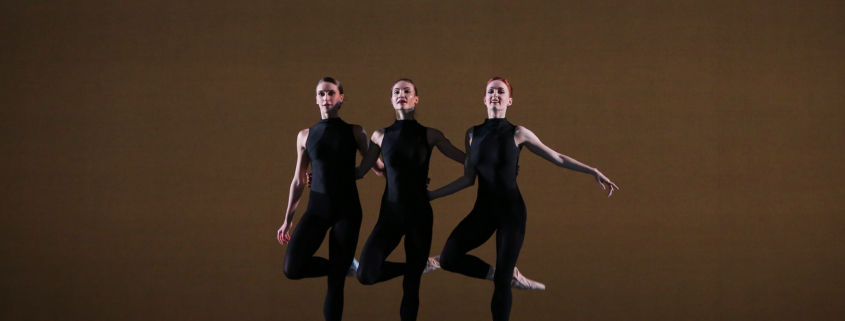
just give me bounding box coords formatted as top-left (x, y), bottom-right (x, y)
top-left (511, 267), bottom-right (545, 291)
top-left (346, 258), bottom-right (359, 277)
top-left (423, 256), bottom-right (441, 274)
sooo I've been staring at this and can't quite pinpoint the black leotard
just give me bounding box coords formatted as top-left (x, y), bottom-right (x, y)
top-left (283, 117), bottom-right (362, 321)
top-left (439, 118), bottom-right (526, 321)
top-left (357, 119), bottom-right (433, 321)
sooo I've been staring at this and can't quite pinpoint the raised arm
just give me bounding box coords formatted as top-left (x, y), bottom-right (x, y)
top-left (515, 126), bottom-right (619, 197)
top-left (355, 129), bottom-right (384, 179)
top-left (429, 127), bottom-right (477, 200)
top-left (278, 129), bottom-right (312, 244)
top-left (353, 125), bottom-right (385, 177)
top-left (428, 127), bottom-right (466, 164)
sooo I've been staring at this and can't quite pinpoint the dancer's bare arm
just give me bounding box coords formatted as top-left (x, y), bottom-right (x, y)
top-left (515, 126), bottom-right (619, 197)
top-left (278, 129), bottom-right (311, 244)
top-left (428, 128), bottom-right (466, 164)
top-left (429, 128), bottom-right (477, 200)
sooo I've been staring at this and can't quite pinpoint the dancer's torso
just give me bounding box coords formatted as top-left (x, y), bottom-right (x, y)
top-left (468, 118), bottom-right (524, 212)
top-left (380, 120), bottom-right (432, 208)
top-left (306, 118), bottom-right (360, 207)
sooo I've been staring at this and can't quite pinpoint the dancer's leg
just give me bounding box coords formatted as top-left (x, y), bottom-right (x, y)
top-left (399, 210), bottom-right (433, 320)
top-left (283, 210), bottom-right (331, 279)
top-left (323, 216), bottom-right (361, 321)
top-left (439, 209), bottom-right (497, 279)
top-left (357, 222), bottom-right (405, 285)
top-left (490, 212), bottom-right (526, 321)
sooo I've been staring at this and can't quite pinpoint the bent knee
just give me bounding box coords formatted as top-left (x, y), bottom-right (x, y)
top-left (283, 264), bottom-right (304, 280)
top-left (356, 267), bottom-right (378, 285)
top-left (439, 254), bottom-right (458, 272)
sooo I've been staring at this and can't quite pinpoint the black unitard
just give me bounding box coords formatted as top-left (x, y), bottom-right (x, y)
top-left (357, 120), bottom-right (433, 321)
top-left (283, 118), bottom-right (362, 321)
top-left (439, 118), bottom-right (526, 321)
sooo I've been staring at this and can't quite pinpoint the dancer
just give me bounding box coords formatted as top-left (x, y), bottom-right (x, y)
top-left (278, 77), bottom-right (381, 321)
top-left (354, 79), bottom-right (465, 320)
top-left (429, 77), bottom-right (619, 321)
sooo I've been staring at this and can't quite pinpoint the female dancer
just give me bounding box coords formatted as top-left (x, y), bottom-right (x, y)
top-left (354, 79), bottom-right (543, 319)
top-left (278, 77), bottom-right (382, 321)
top-left (354, 79), bottom-right (465, 320)
top-left (429, 77), bottom-right (619, 321)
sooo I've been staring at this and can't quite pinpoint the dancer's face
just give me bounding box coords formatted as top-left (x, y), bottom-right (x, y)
top-left (484, 80), bottom-right (512, 110)
top-left (316, 82), bottom-right (344, 111)
top-left (391, 81), bottom-right (418, 111)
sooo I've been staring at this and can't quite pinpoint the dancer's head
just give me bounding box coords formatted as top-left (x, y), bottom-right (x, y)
top-left (316, 77), bottom-right (344, 112)
top-left (484, 77), bottom-right (513, 111)
top-left (391, 78), bottom-right (419, 111)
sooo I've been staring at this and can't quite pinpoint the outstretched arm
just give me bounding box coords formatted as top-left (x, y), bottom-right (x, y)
top-left (353, 125), bottom-right (385, 178)
top-left (429, 128), bottom-right (476, 200)
top-left (429, 128), bottom-right (466, 164)
top-left (355, 130), bottom-right (384, 179)
top-left (516, 126), bottom-right (619, 197)
top-left (278, 129), bottom-right (311, 244)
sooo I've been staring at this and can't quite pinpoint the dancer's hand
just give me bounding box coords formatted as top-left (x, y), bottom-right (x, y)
top-left (593, 168), bottom-right (619, 197)
top-left (278, 221), bottom-right (292, 245)
top-left (372, 158), bottom-right (386, 177)
top-left (372, 166), bottom-right (386, 177)
top-left (306, 172), bottom-right (312, 188)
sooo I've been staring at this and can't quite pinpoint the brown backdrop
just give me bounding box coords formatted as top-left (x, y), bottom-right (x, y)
top-left (1, 1), bottom-right (843, 320)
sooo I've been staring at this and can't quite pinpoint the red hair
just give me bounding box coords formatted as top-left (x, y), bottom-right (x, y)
top-left (486, 77), bottom-right (513, 97)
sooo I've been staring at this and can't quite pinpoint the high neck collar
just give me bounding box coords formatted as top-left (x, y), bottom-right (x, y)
top-left (484, 118), bottom-right (507, 123)
top-left (319, 117), bottom-right (343, 123)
